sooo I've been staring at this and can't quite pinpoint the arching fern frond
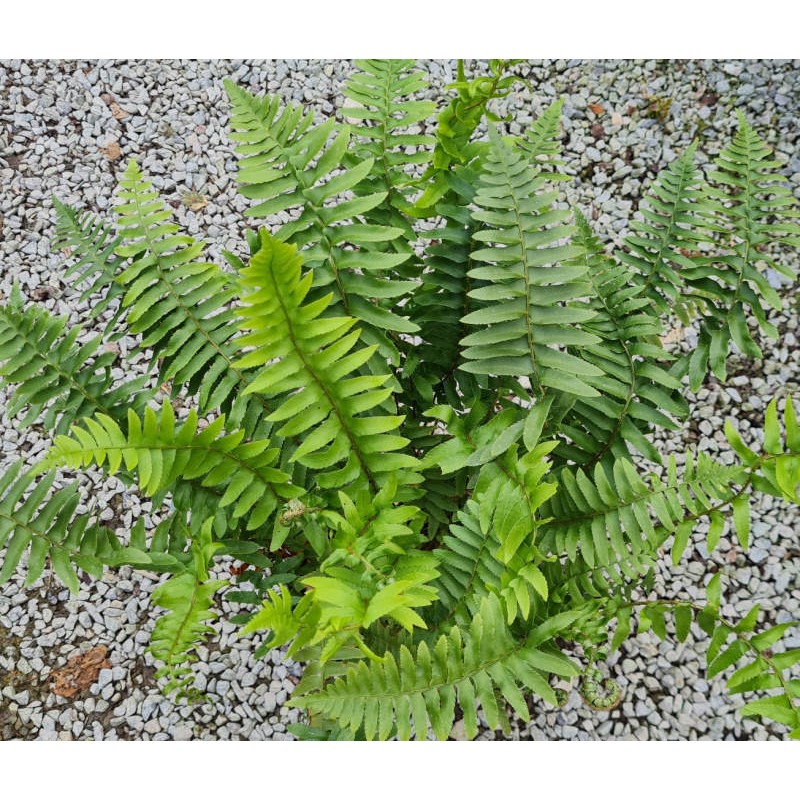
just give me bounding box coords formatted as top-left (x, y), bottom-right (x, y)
top-left (149, 518), bottom-right (226, 700)
top-left (0, 460), bottom-right (122, 592)
top-left (543, 397), bottom-right (800, 609)
top-left (681, 113), bottom-right (800, 383)
top-left (234, 231), bottom-right (421, 495)
top-left (41, 403), bottom-right (300, 531)
top-left (458, 128), bottom-right (601, 397)
top-left (292, 593), bottom-right (582, 740)
top-left (619, 141), bottom-right (708, 316)
top-left (342, 59), bottom-right (435, 215)
top-left (52, 198), bottom-right (125, 332)
top-left (0, 286), bottom-right (150, 435)
top-left (225, 82), bottom-right (416, 358)
top-left (555, 211), bottom-right (687, 466)
top-left (114, 160), bottom-right (273, 437)
top-left (540, 452), bottom-right (746, 578)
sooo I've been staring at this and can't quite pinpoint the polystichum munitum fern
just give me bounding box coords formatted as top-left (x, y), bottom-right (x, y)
top-left (1, 59), bottom-right (799, 740)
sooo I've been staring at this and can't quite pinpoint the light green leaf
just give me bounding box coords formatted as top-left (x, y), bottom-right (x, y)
top-left (732, 494), bottom-right (750, 550)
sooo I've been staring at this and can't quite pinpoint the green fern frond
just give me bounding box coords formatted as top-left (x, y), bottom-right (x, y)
top-left (543, 398), bottom-right (800, 609)
top-left (225, 81), bottom-right (417, 357)
top-left (150, 571), bottom-right (225, 699)
top-left (620, 142), bottom-right (709, 315)
top-left (149, 518), bottom-right (226, 700)
top-left (343, 59), bottom-right (435, 209)
top-left (234, 231), bottom-right (421, 495)
top-left (411, 199), bottom-right (483, 407)
top-left (293, 593), bottom-right (581, 740)
top-left (426, 429), bottom-right (557, 627)
top-left (458, 128), bottom-right (601, 397)
top-left (556, 211), bottom-right (688, 466)
top-left (0, 460), bottom-right (122, 592)
top-left (339, 60), bottom-right (435, 290)
top-left (52, 199), bottom-right (126, 332)
top-left (415, 59), bottom-right (521, 213)
top-left (517, 98), bottom-right (567, 178)
top-left (684, 114), bottom-right (800, 378)
top-left (620, 581), bottom-right (800, 738)
top-left (722, 611), bottom-right (800, 738)
top-left (114, 160), bottom-right (272, 437)
top-left (540, 452), bottom-right (745, 577)
top-left (0, 287), bottom-right (151, 435)
top-left (432, 495), bottom-right (505, 623)
top-left (240, 584), bottom-right (310, 651)
top-left (42, 403), bottom-right (300, 531)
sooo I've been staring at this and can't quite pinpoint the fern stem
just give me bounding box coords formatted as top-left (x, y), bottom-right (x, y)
top-left (353, 635), bottom-right (385, 664)
top-left (508, 173), bottom-right (544, 399)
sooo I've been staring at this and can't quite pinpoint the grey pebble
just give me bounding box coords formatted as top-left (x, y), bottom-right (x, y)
top-left (172, 724), bottom-right (194, 741)
top-left (98, 668), bottom-right (114, 689)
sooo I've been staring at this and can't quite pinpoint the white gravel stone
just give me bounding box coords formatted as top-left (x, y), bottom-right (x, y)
top-left (172, 724), bottom-right (194, 741)
top-left (97, 668), bottom-right (114, 689)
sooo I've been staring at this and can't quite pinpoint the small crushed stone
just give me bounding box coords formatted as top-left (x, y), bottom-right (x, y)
top-left (1, 59), bottom-right (799, 740)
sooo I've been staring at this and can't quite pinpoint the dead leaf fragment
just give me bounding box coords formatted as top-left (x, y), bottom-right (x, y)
top-left (181, 190), bottom-right (208, 212)
top-left (660, 324), bottom-right (685, 346)
top-left (102, 141), bottom-right (122, 161)
top-left (51, 645), bottom-right (111, 699)
top-left (588, 103), bottom-right (604, 115)
top-left (110, 102), bottom-right (129, 121)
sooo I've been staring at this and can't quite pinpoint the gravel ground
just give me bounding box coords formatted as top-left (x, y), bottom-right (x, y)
top-left (1, 59), bottom-right (799, 741)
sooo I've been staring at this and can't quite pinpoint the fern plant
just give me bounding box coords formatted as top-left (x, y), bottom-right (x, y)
top-left (2, 59), bottom-right (799, 741)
